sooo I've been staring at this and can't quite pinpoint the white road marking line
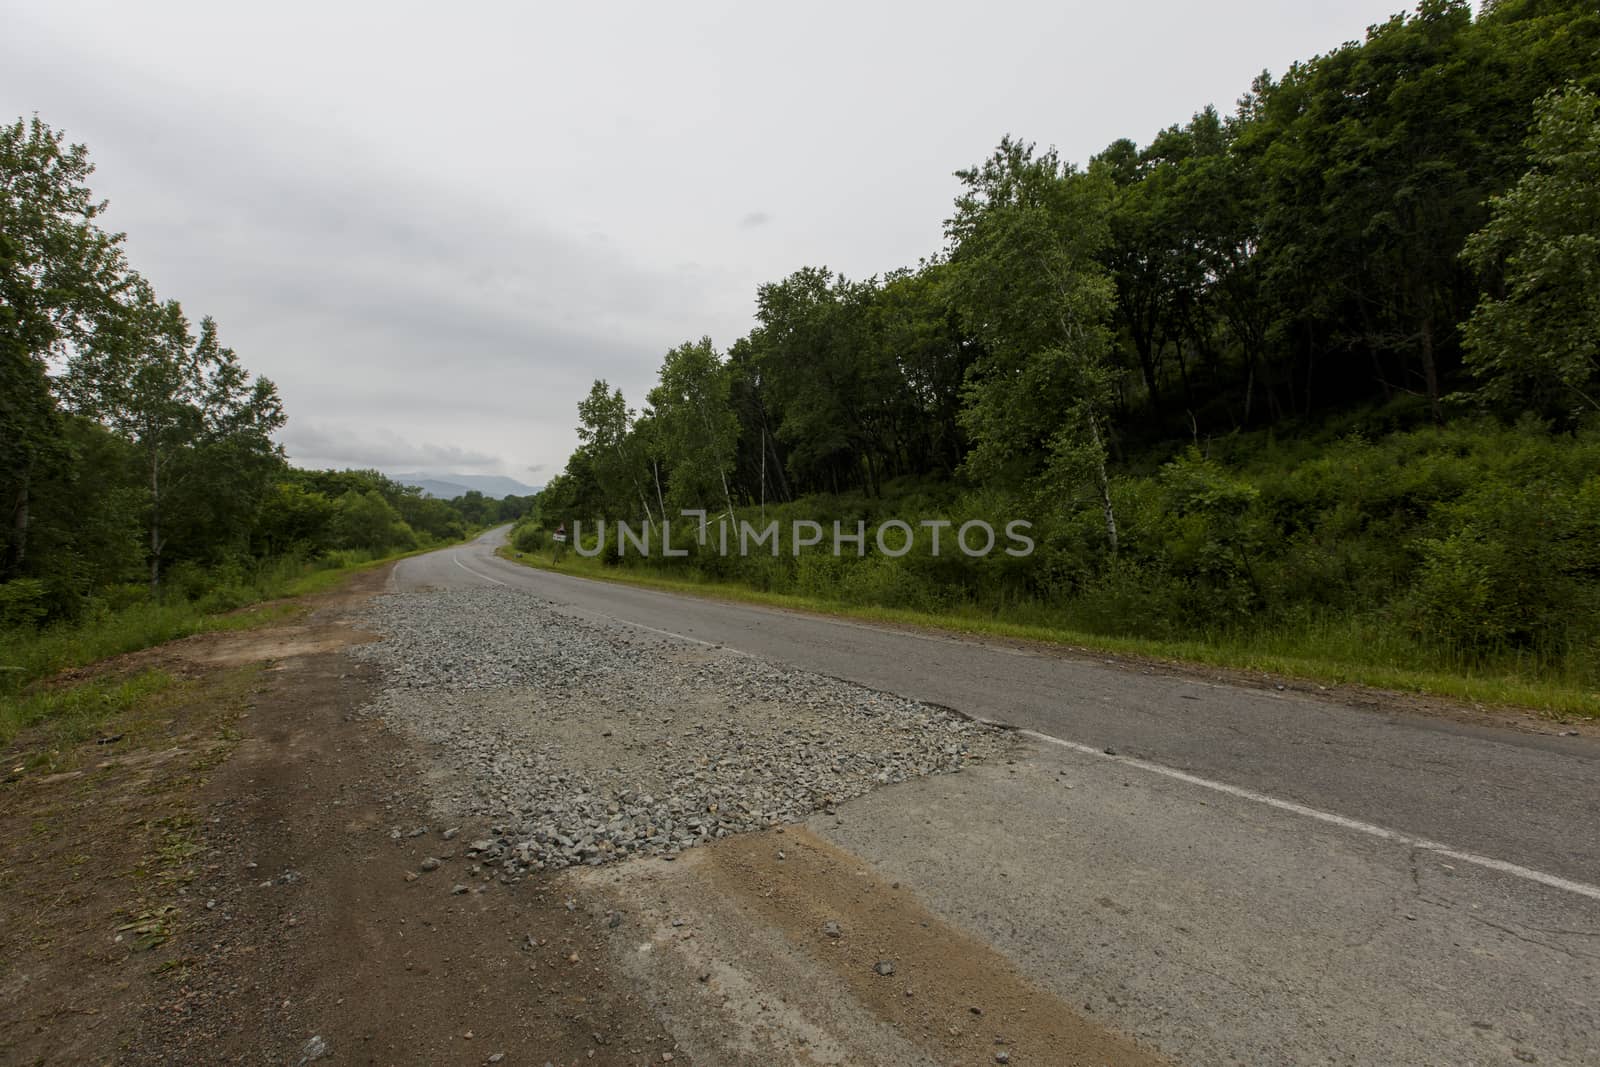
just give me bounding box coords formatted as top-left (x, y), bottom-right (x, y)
top-left (588, 613), bottom-right (729, 651)
top-left (453, 553), bottom-right (508, 587)
top-left (1018, 728), bottom-right (1600, 903)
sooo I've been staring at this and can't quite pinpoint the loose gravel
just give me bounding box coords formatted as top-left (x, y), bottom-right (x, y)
top-left (352, 587), bottom-right (1007, 874)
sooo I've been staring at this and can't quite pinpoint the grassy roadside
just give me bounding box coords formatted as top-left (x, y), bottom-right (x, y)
top-left (0, 537), bottom-right (461, 745)
top-left (496, 547), bottom-right (1599, 720)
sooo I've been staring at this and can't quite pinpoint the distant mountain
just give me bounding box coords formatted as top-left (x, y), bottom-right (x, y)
top-left (393, 473), bottom-right (541, 500)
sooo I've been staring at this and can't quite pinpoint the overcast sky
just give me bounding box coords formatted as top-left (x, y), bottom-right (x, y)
top-left (4, 1), bottom-right (1406, 484)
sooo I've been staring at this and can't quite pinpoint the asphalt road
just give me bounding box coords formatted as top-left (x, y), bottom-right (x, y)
top-left (394, 528), bottom-right (1600, 1065)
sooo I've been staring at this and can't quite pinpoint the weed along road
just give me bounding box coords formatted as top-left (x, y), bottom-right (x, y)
top-left (374, 527), bottom-right (1600, 1065)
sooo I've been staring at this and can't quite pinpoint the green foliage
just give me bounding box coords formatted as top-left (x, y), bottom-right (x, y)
top-left (1, 115), bottom-right (497, 644)
top-left (576, 380), bottom-right (654, 521)
top-left (329, 489), bottom-right (417, 554)
top-left (2, 115), bottom-right (129, 584)
top-left (648, 337), bottom-right (740, 513)
top-left (550, 421), bottom-right (1600, 695)
top-left (0, 577), bottom-right (48, 628)
top-left (946, 139), bottom-right (1119, 536)
top-left (1463, 85), bottom-right (1600, 416)
top-left (0, 669), bottom-right (176, 748)
top-left (526, 3), bottom-right (1600, 697)
top-left (61, 277), bottom-right (287, 592)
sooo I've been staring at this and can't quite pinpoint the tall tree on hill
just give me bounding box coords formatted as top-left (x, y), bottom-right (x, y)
top-left (748, 268), bottom-right (902, 497)
top-left (946, 137), bottom-right (1121, 550)
top-left (1463, 85), bottom-right (1600, 417)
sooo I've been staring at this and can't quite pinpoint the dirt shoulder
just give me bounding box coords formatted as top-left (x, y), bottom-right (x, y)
top-left (3, 571), bottom-right (677, 1065)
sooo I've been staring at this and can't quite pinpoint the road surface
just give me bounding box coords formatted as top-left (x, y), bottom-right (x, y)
top-left (393, 528), bottom-right (1600, 1065)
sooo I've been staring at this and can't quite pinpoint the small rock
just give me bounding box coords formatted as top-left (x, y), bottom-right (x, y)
top-left (822, 921), bottom-right (842, 939)
top-left (451, 884), bottom-right (470, 895)
top-left (442, 827), bottom-right (460, 840)
top-left (297, 1035), bottom-right (329, 1065)
top-left (420, 857), bottom-right (441, 872)
top-left (487, 1055), bottom-right (505, 1065)
top-left (873, 960), bottom-right (895, 976)
top-left (995, 1051), bottom-right (1010, 1064)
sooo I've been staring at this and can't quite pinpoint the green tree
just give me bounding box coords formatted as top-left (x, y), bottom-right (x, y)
top-left (647, 337), bottom-right (739, 517)
top-left (1463, 85), bottom-right (1600, 416)
top-left (330, 489), bottom-right (415, 553)
top-left (64, 279), bottom-right (285, 593)
top-left (1, 116), bottom-right (128, 578)
top-left (946, 137), bottom-right (1121, 550)
top-left (872, 262), bottom-right (975, 476)
top-left (576, 380), bottom-right (655, 521)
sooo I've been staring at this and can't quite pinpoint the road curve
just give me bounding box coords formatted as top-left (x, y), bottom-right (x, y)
top-left (392, 527), bottom-right (1600, 1065)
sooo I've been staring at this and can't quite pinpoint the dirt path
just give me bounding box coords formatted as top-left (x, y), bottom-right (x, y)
top-left (2, 564), bottom-right (1165, 1065)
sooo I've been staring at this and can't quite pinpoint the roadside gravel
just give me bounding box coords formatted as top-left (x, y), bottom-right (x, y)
top-left (352, 587), bottom-right (1009, 874)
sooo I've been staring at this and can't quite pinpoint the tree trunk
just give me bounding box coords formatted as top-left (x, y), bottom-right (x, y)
top-left (766, 427), bottom-right (791, 502)
top-left (1420, 315), bottom-right (1443, 424)
top-left (718, 468), bottom-right (737, 528)
top-left (613, 441), bottom-right (654, 526)
top-left (7, 469), bottom-right (29, 580)
top-left (1089, 416), bottom-right (1118, 556)
top-left (148, 448), bottom-right (163, 598)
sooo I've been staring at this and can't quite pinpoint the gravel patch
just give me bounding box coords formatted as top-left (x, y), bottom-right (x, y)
top-left (352, 587), bottom-right (1007, 874)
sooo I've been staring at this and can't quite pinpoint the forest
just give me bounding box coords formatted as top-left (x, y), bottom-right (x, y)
top-left (1, 117), bottom-right (530, 700)
top-left (526, 0), bottom-right (1600, 697)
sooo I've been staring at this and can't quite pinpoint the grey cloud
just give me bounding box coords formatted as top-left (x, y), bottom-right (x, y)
top-left (281, 422), bottom-right (502, 472)
top-left (3, 0), bottom-right (1406, 478)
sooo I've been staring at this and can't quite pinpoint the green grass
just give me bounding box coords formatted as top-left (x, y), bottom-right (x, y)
top-left (0, 669), bottom-right (179, 750)
top-left (497, 546), bottom-right (1600, 719)
top-left (0, 537), bottom-right (473, 743)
